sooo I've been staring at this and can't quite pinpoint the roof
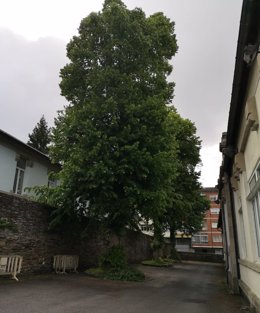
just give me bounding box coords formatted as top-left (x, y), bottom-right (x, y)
top-left (222, 0), bottom-right (260, 175)
top-left (202, 187), bottom-right (218, 192)
top-left (0, 128), bottom-right (53, 166)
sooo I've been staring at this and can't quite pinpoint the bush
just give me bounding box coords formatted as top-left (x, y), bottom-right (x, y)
top-left (85, 245), bottom-right (145, 282)
top-left (99, 245), bottom-right (127, 270)
top-left (104, 267), bottom-right (145, 281)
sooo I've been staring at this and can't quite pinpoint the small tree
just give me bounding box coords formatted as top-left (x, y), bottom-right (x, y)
top-left (28, 115), bottom-right (51, 154)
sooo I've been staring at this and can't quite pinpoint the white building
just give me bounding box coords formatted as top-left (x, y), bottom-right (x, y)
top-left (218, 1), bottom-right (260, 312)
top-left (0, 129), bottom-right (58, 195)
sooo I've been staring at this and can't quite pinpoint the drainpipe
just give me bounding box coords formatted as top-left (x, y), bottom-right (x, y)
top-left (220, 201), bottom-right (229, 285)
top-left (229, 179), bottom-right (241, 283)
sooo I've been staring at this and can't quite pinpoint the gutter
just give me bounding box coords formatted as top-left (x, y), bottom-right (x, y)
top-left (224, 0), bottom-right (260, 174)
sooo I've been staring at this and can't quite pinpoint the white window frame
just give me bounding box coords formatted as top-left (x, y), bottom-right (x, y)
top-left (212, 235), bottom-right (222, 243)
top-left (210, 208), bottom-right (220, 214)
top-left (202, 221), bottom-right (207, 230)
top-left (13, 157), bottom-right (26, 194)
top-left (248, 161), bottom-right (260, 258)
top-left (252, 193), bottom-right (260, 257)
top-left (209, 195), bottom-right (218, 202)
top-left (192, 234), bottom-right (208, 244)
top-left (211, 222), bottom-right (218, 229)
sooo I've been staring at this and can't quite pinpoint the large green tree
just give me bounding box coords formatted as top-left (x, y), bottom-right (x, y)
top-left (49, 0), bottom-right (178, 235)
top-left (27, 115), bottom-right (51, 154)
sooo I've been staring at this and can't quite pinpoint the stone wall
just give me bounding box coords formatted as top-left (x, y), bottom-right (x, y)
top-left (179, 251), bottom-right (224, 263)
top-left (79, 229), bottom-right (153, 267)
top-left (0, 191), bottom-right (153, 273)
top-left (0, 191), bottom-right (76, 273)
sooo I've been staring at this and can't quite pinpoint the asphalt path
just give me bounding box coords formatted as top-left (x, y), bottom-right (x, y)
top-left (0, 261), bottom-right (247, 313)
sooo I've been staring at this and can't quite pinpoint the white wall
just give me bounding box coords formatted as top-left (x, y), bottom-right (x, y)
top-left (0, 144), bottom-right (17, 192)
top-left (0, 142), bottom-right (50, 195)
top-left (234, 54), bottom-right (260, 309)
top-left (24, 161), bottom-right (49, 192)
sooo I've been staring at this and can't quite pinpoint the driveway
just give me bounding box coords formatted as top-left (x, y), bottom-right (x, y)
top-left (0, 261), bottom-right (247, 313)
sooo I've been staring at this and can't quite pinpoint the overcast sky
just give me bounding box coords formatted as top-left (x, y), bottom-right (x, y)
top-left (0, 0), bottom-right (243, 187)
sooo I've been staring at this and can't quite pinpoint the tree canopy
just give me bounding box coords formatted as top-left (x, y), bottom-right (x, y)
top-left (27, 115), bottom-right (51, 154)
top-left (164, 110), bottom-right (209, 255)
top-left (33, 1), bottom-right (207, 252)
top-left (47, 0), bottom-right (178, 235)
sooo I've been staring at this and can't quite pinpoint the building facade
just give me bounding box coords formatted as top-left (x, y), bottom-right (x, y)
top-left (0, 129), bottom-right (58, 195)
top-left (218, 1), bottom-right (260, 311)
top-left (191, 187), bottom-right (223, 255)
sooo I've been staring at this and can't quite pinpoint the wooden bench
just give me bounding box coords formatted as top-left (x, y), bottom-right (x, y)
top-left (0, 255), bottom-right (23, 281)
top-left (53, 255), bottom-right (79, 274)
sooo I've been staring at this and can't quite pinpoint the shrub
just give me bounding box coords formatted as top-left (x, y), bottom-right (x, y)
top-left (99, 245), bottom-right (127, 270)
top-left (104, 267), bottom-right (145, 281)
top-left (85, 245), bottom-right (145, 282)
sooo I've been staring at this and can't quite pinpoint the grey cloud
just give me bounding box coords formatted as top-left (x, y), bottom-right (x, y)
top-left (0, 0), bottom-right (243, 149)
top-left (126, 0), bottom-right (242, 146)
top-left (0, 28), bottom-right (68, 142)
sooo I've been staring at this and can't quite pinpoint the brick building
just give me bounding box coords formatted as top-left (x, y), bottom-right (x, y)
top-left (191, 187), bottom-right (223, 254)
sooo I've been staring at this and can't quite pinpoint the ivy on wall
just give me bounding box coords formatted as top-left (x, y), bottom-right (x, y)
top-left (0, 218), bottom-right (16, 231)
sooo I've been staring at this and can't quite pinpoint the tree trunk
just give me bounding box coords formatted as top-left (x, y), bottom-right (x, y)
top-left (169, 225), bottom-right (181, 261)
top-left (152, 222), bottom-right (164, 259)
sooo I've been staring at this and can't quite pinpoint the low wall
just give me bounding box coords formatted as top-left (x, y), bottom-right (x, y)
top-left (79, 229), bottom-right (153, 267)
top-left (0, 191), bottom-right (153, 273)
top-left (0, 191), bottom-right (77, 273)
top-left (179, 251), bottom-right (224, 263)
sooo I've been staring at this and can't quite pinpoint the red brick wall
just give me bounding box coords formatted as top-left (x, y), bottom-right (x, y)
top-left (192, 188), bottom-right (223, 251)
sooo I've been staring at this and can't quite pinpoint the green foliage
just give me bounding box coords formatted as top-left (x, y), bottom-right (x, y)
top-left (47, 0), bottom-right (178, 235)
top-left (99, 245), bottom-right (127, 270)
top-left (103, 267), bottom-right (145, 281)
top-left (85, 266), bottom-right (145, 281)
top-left (27, 115), bottom-right (51, 154)
top-left (86, 245), bottom-right (145, 281)
top-left (0, 218), bottom-right (16, 231)
top-left (163, 110), bottom-right (209, 247)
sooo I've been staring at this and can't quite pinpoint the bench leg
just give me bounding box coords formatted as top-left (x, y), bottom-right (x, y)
top-left (11, 273), bottom-right (19, 281)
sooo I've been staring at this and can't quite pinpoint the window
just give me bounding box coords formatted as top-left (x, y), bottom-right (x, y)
top-left (212, 222), bottom-right (218, 229)
top-left (249, 162), bottom-right (260, 257)
top-left (13, 157), bottom-right (26, 194)
top-left (252, 193), bottom-right (260, 256)
top-left (210, 208), bottom-right (220, 214)
top-left (212, 235), bottom-right (222, 243)
top-left (192, 234), bottom-right (208, 243)
top-left (141, 225), bottom-right (153, 232)
top-left (202, 221), bottom-right (207, 230)
top-left (209, 195), bottom-right (218, 202)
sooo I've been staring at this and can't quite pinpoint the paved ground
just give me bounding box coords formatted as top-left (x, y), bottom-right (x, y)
top-left (0, 261), bottom-right (248, 313)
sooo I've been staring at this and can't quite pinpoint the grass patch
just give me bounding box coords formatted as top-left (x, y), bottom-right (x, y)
top-left (85, 266), bottom-right (145, 282)
top-left (142, 258), bottom-right (174, 267)
top-left (85, 267), bottom-right (105, 278)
